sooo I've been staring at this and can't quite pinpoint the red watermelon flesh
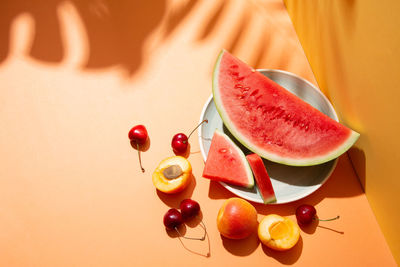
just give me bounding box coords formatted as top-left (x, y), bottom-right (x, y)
top-left (246, 153), bottom-right (276, 204)
top-left (212, 50), bottom-right (360, 166)
top-left (202, 130), bottom-right (254, 188)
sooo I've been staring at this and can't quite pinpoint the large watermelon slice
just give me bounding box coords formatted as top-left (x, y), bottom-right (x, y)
top-left (246, 153), bottom-right (276, 204)
top-left (212, 50), bottom-right (360, 166)
top-left (202, 129), bottom-right (254, 188)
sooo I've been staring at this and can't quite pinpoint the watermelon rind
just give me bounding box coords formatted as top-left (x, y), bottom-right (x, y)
top-left (204, 129), bottom-right (254, 188)
top-left (212, 50), bottom-right (360, 166)
top-left (246, 153), bottom-right (276, 204)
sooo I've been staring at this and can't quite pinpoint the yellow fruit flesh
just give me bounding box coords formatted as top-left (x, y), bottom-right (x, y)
top-left (258, 214), bottom-right (300, 251)
top-left (152, 156), bottom-right (191, 193)
top-left (269, 221), bottom-right (290, 240)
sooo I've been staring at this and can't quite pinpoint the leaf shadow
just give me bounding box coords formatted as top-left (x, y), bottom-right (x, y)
top-left (196, 0), bottom-right (227, 41)
top-left (162, 0), bottom-right (199, 40)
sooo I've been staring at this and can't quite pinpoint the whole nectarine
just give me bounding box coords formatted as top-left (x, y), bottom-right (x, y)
top-left (217, 198), bottom-right (258, 239)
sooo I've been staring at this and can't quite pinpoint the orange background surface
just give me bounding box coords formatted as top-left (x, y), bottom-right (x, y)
top-left (284, 1), bottom-right (400, 262)
top-left (0, 0), bottom-right (396, 266)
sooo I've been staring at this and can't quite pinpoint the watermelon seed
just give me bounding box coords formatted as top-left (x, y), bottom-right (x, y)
top-left (219, 148), bottom-right (227, 153)
top-left (250, 89), bottom-right (259, 96)
top-left (234, 84), bottom-right (243, 88)
top-left (243, 87), bottom-right (250, 91)
top-left (275, 140), bottom-right (283, 147)
top-left (256, 104), bottom-right (265, 111)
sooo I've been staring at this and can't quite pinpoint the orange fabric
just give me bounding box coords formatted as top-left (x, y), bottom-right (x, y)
top-left (0, 0), bottom-right (395, 266)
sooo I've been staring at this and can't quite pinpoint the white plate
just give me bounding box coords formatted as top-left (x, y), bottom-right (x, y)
top-left (198, 69), bottom-right (338, 204)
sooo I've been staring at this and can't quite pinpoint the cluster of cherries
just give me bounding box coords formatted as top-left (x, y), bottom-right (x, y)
top-left (128, 120), bottom-right (208, 172)
top-left (164, 199), bottom-right (207, 241)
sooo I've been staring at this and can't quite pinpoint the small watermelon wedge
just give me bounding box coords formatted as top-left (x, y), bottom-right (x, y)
top-left (246, 153), bottom-right (276, 204)
top-left (202, 130), bottom-right (254, 188)
top-left (212, 50), bottom-right (360, 166)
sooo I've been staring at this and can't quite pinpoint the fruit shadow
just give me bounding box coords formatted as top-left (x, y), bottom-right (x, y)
top-left (221, 231), bottom-right (260, 256)
top-left (166, 224), bottom-right (188, 239)
top-left (297, 217), bottom-right (344, 235)
top-left (265, 153), bottom-right (365, 221)
top-left (173, 143), bottom-right (191, 158)
top-left (261, 235), bottom-right (303, 264)
top-left (208, 181), bottom-right (296, 217)
top-left (298, 213), bottom-right (344, 235)
top-left (156, 174), bottom-right (197, 208)
top-left (298, 219), bottom-right (319, 235)
top-left (166, 214), bottom-right (211, 258)
top-left (347, 147), bottom-right (366, 191)
top-left (208, 180), bottom-right (238, 200)
top-left (184, 211), bottom-right (204, 229)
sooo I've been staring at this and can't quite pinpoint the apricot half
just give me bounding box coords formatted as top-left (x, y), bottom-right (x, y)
top-left (258, 214), bottom-right (300, 251)
top-left (152, 156), bottom-right (192, 194)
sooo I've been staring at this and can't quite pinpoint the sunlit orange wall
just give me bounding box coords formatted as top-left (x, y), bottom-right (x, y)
top-left (283, 0), bottom-right (400, 263)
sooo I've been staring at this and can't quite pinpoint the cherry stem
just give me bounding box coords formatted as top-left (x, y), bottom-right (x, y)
top-left (136, 143), bottom-right (145, 173)
top-left (176, 227), bottom-right (210, 258)
top-left (314, 215), bottom-right (340, 222)
top-left (174, 220), bottom-right (207, 241)
top-left (184, 119), bottom-right (208, 143)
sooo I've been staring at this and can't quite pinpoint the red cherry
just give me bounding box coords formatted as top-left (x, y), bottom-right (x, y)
top-left (172, 133), bottom-right (188, 153)
top-left (296, 204), bottom-right (316, 225)
top-left (171, 119), bottom-right (208, 154)
top-left (180, 199), bottom-right (200, 220)
top-left (128, 125), bottom-right (148, 172)
top-left (128, 125), bottom-right (148, 145)
top-left (163, 207), bottom-right (207, 241)
top-left (296, 204), bottom-right (340, 226)
top-left (163, 208), bottom-right (183, 230)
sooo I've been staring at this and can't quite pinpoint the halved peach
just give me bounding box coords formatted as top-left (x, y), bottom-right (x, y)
top-left (152, 156), bottom-right (192, 194)
top-left (258, 214), bottom-right (300, 251)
